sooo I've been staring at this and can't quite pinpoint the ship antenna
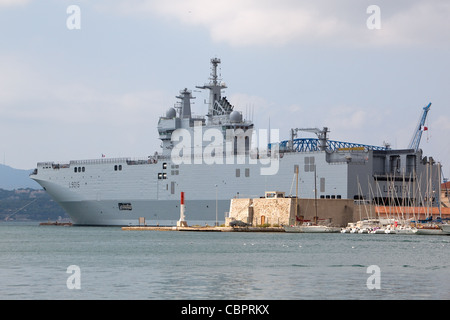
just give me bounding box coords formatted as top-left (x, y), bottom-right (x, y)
top-left (196, 57), bottom-right (227, 123)
top-left (210, 57), bottom-right (220, 85)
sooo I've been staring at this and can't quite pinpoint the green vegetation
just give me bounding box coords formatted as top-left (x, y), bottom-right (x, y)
top-left (256, 223), bottom-right (272, 228)
top-left (0, 188), bottom-right (68, 222)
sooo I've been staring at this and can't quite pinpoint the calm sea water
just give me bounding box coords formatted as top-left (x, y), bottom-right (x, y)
top-left (0, 221), bottom-right (449, 300)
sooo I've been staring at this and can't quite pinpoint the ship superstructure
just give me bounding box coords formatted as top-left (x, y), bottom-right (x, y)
top-left (30, 59), bottom-right (440, 226)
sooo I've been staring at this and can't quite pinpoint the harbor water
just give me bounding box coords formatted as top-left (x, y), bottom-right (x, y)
top-left (0, 222), bottom-right (449, 300)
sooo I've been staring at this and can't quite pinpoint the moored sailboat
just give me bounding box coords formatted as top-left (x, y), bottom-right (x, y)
top-left (284, 223), bottom-right (340, 233)
top-left (441, 224), bottom-right (450, 235)
top-left (414, 224), bottom-right (443, 235)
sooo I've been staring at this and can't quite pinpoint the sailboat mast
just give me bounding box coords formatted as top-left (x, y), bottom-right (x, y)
top-left (295, 165), bottom-right (299, 223)
top-left (314, 166), bottom-right (318, 223)
top-left (438, 162), bottom-right (442, 219)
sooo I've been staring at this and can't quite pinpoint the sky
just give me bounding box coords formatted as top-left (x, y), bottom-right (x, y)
top-left (1, 0), bottom-right (450, 178)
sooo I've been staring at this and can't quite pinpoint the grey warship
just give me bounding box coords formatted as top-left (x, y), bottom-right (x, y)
top-left (30, 58), bottom-right (440, 226)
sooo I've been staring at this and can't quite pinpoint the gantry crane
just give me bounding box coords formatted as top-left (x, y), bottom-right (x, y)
top-left (408, 102), bottom-right (432, 152)
top-left (290, 127), bottom-right (329, 151)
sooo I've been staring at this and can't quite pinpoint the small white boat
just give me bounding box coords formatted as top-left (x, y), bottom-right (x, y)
top-left (441, 224), bottom-right (450, 235)
top-left (284, 224), bottom-right (340, 233)
top-left (371, 228), bottom-right (386, 234)
top-left (395, 227), bottom-right (416, 234)
top-left (414, 226), bottom-right (444, 235)
top-left (384, 228), bottom-right (396, 234)
top-left (414, 229), bottom-right (443, 235)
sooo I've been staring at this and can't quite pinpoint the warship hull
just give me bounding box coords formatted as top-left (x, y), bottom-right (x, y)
top-left (30, 58), bottom-right (440, 226)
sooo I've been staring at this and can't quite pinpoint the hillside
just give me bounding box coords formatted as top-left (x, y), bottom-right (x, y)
top-left (0, 164), bottom-right (68, 221)
top-left (0, 164), bottom-right (40, 190)
top-left (0, 188), bottom-right (68, 221)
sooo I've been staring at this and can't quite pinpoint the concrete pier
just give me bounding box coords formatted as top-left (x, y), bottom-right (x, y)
top-left (122, 226), bottom-right (285, 232)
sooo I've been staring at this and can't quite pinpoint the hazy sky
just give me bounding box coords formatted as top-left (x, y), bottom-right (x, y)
top-left (1, 0), bottom-right (450, 177)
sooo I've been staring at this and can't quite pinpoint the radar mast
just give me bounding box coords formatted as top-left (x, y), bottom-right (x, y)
top-left (196, 58), bottom-right (228, 123)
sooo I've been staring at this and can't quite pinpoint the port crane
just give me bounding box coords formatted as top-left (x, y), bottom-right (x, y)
top-left (290, 127), bottom-right (329, 151)
top-left (408, 102), bottom-right (432, 152)
top-left (277, 102), bottom-right (431, 153)
top-left (279, 126), bottom-right (385, 153)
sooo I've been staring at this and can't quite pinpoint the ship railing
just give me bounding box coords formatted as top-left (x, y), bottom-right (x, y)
top-left (71, 157), bottom-right (167, 166)
top-left (72, 156), bottom-right (175, 166)
top-left (36, 156), bottom-right (174, 169)
top-left (70, 158), bottom-right (130, 165)
top-left (35, 150), bottom-right (285, 169)
top-left (36, 162), bottom-right (70, 169)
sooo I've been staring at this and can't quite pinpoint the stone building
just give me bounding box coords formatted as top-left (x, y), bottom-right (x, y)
top-left (227, 191), bottom-right (355, 227)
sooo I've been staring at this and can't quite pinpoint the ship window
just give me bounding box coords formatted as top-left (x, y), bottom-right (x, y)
top-left (157, 173), bottom-right (167, 179)
top-left (163, 162), bottom-right (167, 169)
top-left (118, 203), bottom-right (132, 211)
top-left (236, 169), bottom-right (240, 177)
top-left (337, 195), bottom-right (342, 199)
top-left (119, 165), bottom-right (122, 171)
top-left (114, 165), bottom-right (117, 171)
top-left (305, 157), bottom-right (316, 172)
top-left (245, 168), bottom-right (250, 177)
top-left (320, 178), bottom-right (325, 193)
top-left (74, 166), bottom-right (85, 173)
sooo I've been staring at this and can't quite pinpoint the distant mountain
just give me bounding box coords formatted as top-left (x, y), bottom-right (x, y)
top-left (0, 188), bottom-right (68, 221)
top-left (0, 164), bottom-right (40, 190)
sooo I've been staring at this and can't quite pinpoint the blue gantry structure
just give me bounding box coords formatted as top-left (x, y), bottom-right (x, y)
top-left (273, 102), bottom-right (432, 153)
top-left (276, 138), bottom-right (387, 152)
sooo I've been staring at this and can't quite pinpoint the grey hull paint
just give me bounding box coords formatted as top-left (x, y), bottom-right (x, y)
top-left (57, 199), bottom-right (231, 226)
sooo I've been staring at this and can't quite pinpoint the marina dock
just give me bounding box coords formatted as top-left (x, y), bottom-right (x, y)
top-left (122, 226), bottom-right (285, 232)
top-left (39, 221), bottom-right (73, 226)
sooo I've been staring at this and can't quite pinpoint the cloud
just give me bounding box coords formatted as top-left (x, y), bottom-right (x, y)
top-left (0, 0), bottom-right (31, 7)
top-left (112, 0), bottom-right (344, 46)
top-left (325, 106), bottom-right (367, 131)
top-left (367, 1), bottom-right (450, 47)
top-left (0, 55), bottom-right (170, 169)
top-left (107, 0), bottom-right (450, 48)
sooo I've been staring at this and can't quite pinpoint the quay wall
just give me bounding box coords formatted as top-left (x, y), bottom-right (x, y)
top-left (228, 198), bottom-right (355, 227)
